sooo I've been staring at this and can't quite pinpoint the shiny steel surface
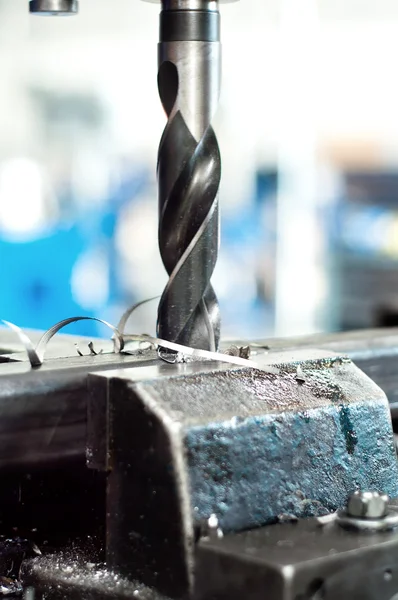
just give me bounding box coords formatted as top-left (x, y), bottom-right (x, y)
top-left (29, 0), bottom-right (78, 14)
top-left (162, 0), bottom-right (218, 10)
top-left (157, 0), bottom-right (221, 351)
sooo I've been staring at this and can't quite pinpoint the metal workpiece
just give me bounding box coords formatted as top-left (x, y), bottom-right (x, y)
top-left (157, 0), bottom-right (221, 351)
top-left (195, 506), bottom-right (398, 600)
top-left (227, 327), bottom-right (398, 423)
top-left (0, 332), bottom-right (157, 468)
top-left (3, 326), bottom-right (398, 469)
top-left (29, 0), bottom-right (78, 15)
top-left (87, 349), bottom-right (398, 597)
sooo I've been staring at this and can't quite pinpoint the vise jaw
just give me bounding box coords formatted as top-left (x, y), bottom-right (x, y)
top-left (87, 348), bottom-right (398, 598)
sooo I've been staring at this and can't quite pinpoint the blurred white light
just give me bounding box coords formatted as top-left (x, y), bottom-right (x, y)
top-left (214, 252), bottom-right (257, 305)
top-left (72, 149), bottom-right (111, 206)
top-left (275, 0), bottom-right (321, 336)
top-left (71, 249), bottom-right (109, 309)
top-left (0, 158), bottom-right (46, 237)
top-left (115, 198), bottom-right (166, 298)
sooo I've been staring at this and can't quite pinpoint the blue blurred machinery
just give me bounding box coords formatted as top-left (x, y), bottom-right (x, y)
top-left (0, 167), bottom-right (149, 336)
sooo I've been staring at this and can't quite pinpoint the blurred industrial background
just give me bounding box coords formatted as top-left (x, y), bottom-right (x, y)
top-left (1, 0), bottom-right (398, 340)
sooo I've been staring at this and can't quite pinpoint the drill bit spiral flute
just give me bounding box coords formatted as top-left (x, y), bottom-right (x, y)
top-left (157, 0), bottom-right (221, 351)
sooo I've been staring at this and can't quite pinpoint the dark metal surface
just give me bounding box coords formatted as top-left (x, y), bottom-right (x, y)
top-left (21, 552), bottom-right (171, 600)
top-left (87, 349), bottom-right (398, 597)
top-left (0, 339), bottom-right (156, 468)
top-left (157, 0), bottom-right (221, 350)
top-left (195, 505), bottom-right (398, 600)
top-left (160, 9), bottom-right (220, 41)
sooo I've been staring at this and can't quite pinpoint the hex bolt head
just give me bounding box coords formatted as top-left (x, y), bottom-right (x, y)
top-left (347, 490), bottom-right (389, 519)
top-left (200, 514), bottom-right (224, 540)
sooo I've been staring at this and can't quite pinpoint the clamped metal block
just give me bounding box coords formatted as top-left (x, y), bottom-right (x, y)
top-left (87, 349), bottom-right (398, 597)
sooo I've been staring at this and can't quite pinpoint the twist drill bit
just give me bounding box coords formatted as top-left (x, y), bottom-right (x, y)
top-left (157, 0), bottom-right (221, 351)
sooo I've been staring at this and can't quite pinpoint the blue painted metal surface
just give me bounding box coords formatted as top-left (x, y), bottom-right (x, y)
top-left (186, 400), bottom-right (397, 531)
top-left (182, 356), bottom-right (398, 531)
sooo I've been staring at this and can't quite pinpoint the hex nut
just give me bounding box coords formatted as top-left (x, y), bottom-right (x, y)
top-left (347, 490), bottom-right (389, 519)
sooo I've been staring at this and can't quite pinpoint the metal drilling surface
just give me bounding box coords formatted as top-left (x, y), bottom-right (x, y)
top-left (157, 0), bottom-right (221, 351)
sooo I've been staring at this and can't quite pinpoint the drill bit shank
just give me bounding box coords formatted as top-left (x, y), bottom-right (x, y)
top-left (157, 0), bottom-right (221, 351)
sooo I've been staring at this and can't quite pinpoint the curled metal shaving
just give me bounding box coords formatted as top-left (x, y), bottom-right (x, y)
top-left (3, 317), bottom-right (124, 368)
top-left (122, 333), bottom-right (280, 374)
top-left (36, 316), bottom-right (124, 360)
top-left (117, 296), bottom-right (160, 335)
top-left (3, 320), bottom-right (42, 368)
top-left (2, 303), bottom-right (278, 375)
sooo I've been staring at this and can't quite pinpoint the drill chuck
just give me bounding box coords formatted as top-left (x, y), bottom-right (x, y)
top-left (157, 0), bottom-right (221, 351)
